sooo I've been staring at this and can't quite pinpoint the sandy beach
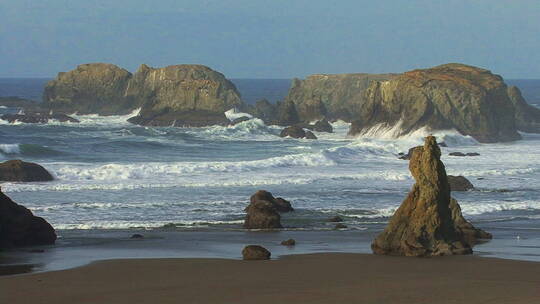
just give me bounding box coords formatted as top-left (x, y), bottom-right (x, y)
top-left (1, 253), bottom-right (539, 304)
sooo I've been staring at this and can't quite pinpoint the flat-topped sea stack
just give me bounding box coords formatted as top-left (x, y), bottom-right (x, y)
top-left (349, 64), bottom-right (522, 143)
top-left (43, 63), bottom-right (243, 126)
top-left (284, 73), bottom-right (394, 122)
top-left (127, 64), bottom-right (242, 127)
top-left (44, 63), bottom-right (137, 115)
top-left (371, 136), bottom-right (490, 256)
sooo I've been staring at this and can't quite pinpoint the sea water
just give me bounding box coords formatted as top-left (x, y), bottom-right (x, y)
top-left (0, 78), bottom-right (539, 270)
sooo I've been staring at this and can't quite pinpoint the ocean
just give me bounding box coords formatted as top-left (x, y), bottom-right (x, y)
top-left (1, 78), bottom-right (540, 271)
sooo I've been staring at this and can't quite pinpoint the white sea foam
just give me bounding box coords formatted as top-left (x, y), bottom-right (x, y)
top-left (0, 143), bottom-right (20, 154)
top-left (460, 200), bottom-right (540, 216)
top-left (224, 108), bottom-right (253, 121)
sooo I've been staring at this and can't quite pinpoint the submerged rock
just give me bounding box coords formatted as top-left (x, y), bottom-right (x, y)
top-left (280, 125), bottom-right (305, 139)
top-left (0, 188), bottom-right (57, 248)
top-left (280, 126), bottom-right (317, 139)
top-left (242, 245), bottom-right (271, 260)
top-left (334, 223), bottom-right (348, 229)
top-left (371, 136), bottom-right (485, 256)
top-left (1, 113), bottom-right (79, 124)
top-left (449, 152), bottom-right (480, 157)
top-left (328, 216), bottom-right (344, 222)
top-left (447, 175), bottom-right (474, 191)
top-left (313, 119), bottom-right (333, 133)
top-left (0, 160), bottom-right (54, 182)
top-left (350, 64), bottom-right (521, 143)
top-left (281, 239), bottom-right (296, 246)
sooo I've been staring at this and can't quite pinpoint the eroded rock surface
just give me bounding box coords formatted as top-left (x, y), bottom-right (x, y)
top-left (350, 64), bottom-right (521, 143)
top-left (371, 136), bottom-right (489, 256)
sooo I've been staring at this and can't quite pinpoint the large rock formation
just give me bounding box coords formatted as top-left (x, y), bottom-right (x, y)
top-left (507, 86), bottom-right (540, 133)
top-left (350, 64), bottom-right (522, 143)
top-left (0, 160), bottom-right (54, 182)
top-left (284, 74), bottom-right (394, 122)
top-left (44, 63), bottom-right (137, 115)
top-left (127, 64), bottom-right (242, 127)
top-left (43, 63), bottom-right (243, 126)
top-left (0, 188), bottom-right (57, 248)
top-left (371, 136), bottom-right (490, 256)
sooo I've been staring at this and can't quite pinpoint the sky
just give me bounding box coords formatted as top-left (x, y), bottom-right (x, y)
top-left (0, 0), bottom-right (539, 79)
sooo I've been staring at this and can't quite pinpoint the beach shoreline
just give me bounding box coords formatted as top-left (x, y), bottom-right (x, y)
top-left (1, 252), bottom-right (539, 304)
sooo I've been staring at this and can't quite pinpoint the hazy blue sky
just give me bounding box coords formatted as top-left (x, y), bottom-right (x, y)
top-left (1, 0), bottom-right (539, 78)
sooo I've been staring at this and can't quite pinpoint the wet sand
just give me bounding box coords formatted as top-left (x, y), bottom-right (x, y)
top-left (1, 253), bottom-right (539, 304)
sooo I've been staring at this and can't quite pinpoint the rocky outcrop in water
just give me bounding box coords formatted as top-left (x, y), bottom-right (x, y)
top-left (127, 64), bottom-right (242, 127)
top-left (280, 126), bottom-right (317, 139)
top-left (507, 86), bottom-right (540, 133)
top-left (244, 201), bottom-right (282, 229)
top-left (447, 175), bottom-right (474, 191)
top-left (44, 63), bottom-right (243, 126)
top-left (0, 160), bottom-right (54, 182)
top-left (350, 64), bottom-right (521, 143)
top-left (250, 190), bottom-right (294, 213)
top-left (1, 113), bottom-right (79, 124)
top-left (242, 245), bottom-right (271, 260)
top-left (371, 136), bottom-right (486, 256)
top-left (44, 63), bottom-right (137, 115)
top-left (284, 73), bottom-right (394, 122)
top-left (0, 188), bottom-right (57, 248)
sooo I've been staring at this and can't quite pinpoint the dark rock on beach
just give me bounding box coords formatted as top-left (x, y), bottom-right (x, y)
top-left (130, 234), bottom-right (144, 239)
top-left (0, 188), bottom-right (57, 248)
top-left (447, 175), bottom-right (474, 191)
top-left (305, 131), bottom-right (317, 140)
top-left (0, 160), bottom-right (54, 182)
top-left (371, 136), bottom-right (483, 256)
top-left (242, 245), bottom-right (271, 260)
top-left (281, 239), bottom-right (296, 246)
top-left (349, 64), bottom-right (522, 143)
